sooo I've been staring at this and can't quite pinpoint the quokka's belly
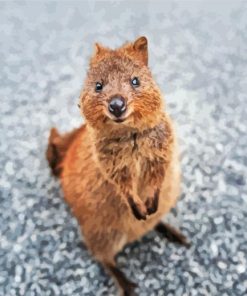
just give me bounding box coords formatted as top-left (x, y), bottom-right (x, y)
top-left (61, 164), bottom-right (179, 255)
top-left (60, 131), bottom-right (180, 255)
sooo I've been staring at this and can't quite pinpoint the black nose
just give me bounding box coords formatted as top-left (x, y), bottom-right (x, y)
top-left (108, 96), bottom-right (126, 118)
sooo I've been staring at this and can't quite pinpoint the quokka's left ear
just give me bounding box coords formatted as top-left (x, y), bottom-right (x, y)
top-left (133, 36), bottom-right (148, 65)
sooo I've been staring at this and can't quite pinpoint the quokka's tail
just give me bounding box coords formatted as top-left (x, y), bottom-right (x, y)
top-left (46, 126), bottom-right (84, 177)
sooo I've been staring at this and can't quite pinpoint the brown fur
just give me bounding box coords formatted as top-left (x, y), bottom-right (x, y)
top-left (46, 37), bottom-right (186, 295)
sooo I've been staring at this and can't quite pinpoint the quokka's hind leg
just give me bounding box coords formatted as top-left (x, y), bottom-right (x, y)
top-left (46, 126), bottom-right (85, 177)
top-left (155, 221), bottom-right (191, 248)
top-left (103, 260), bottom-right (138, 296)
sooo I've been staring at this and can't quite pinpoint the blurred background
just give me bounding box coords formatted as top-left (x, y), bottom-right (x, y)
top-left (0, 1), bottom-right (247, 295)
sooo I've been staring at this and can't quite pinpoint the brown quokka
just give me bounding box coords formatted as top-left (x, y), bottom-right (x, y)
top-left (46, 36), bottom-right (190, 296)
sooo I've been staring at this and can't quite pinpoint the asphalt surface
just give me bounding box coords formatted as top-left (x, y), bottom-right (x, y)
top-left (0, 1), bottom-right (247, 295)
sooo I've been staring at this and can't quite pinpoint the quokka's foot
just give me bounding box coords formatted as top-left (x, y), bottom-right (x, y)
top-left (155, 221), bottom-right (191, 248)
top-left (145, 189), bottom-right (159, 215)
top-left (106, 264), bottom-right (138, 296)
top-left (122, 281), bottom-right (138, 296)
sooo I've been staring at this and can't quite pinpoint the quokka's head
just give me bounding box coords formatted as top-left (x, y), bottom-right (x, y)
top-left (80, 37), bottom-right (163, 131)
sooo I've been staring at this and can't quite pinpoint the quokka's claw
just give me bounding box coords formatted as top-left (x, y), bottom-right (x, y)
top-left (127, 196), bottom-right (147, 220)
top-left (145, 189), bottom-right (160, 215)
top-left (127, 189), bottom-right (160, 220)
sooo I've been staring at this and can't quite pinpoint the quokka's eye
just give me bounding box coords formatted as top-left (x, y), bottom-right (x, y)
top-left (95, 82), bottom-right (103, 92)
top-left (131, 77), bottom-right (140, 87)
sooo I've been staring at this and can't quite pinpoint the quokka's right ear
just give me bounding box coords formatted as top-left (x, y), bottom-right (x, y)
top-left (90, 42), bottom-right (109, 64)
top-left (94, 42), bottom-right (108, 56)
top-left (132, 36), bottom-right (148, 65)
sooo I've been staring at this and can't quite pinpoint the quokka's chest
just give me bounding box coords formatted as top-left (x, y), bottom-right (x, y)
top-left (95, 119), bottom-right (170, 163)
top-left (97, 137), bottom-right (161, 174)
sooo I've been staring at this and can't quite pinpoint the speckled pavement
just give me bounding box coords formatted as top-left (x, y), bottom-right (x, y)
top-left (1, 1), bottom-right (247, 296)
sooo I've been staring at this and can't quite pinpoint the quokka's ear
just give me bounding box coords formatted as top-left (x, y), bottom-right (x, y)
top-left (132, 36), bottom-right (148, 65)
top-left (94, 42), bottom-right (108, 56)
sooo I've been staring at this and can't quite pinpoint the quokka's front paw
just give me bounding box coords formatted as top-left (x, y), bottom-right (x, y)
top-left (127, 196), bottom-right (147, 220)
top-left (145, 189), bottom-right (160, 215)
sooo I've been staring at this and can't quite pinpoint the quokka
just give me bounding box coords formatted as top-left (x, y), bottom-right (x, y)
top-left (46, 36), bottom-right (190, 296)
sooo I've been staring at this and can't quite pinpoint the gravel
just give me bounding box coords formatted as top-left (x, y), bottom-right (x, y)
top-left (0, 1), bottom-right (247, 295)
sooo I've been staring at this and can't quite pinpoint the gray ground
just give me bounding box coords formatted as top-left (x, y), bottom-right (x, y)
top-left (1, 1), bottom-right (247, 295)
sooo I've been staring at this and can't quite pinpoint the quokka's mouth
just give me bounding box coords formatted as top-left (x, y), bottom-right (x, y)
top-left (104, 114), bottom-right (127, 124)
top-left (114, 118), bottom-right (126, 123)
top-left (104, 108), bottom-right (132, 124)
